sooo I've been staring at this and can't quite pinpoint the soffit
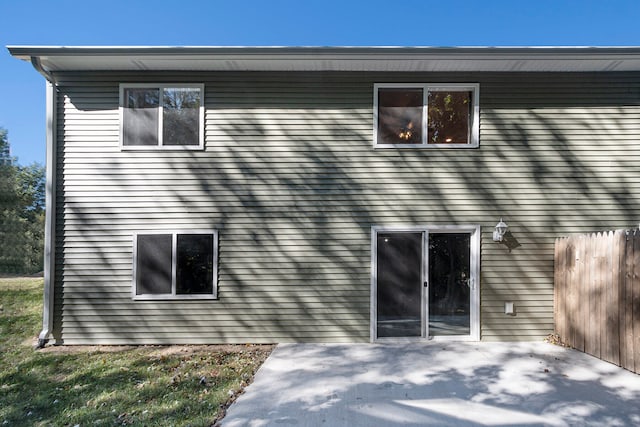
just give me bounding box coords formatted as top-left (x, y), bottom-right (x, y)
top-left (8, 46), bottom-right (640, 73)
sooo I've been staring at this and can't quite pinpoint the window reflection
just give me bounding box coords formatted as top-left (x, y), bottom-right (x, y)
top-left (428, 91), bottom-right (471, 144)
top-left (163, 88), bottom-right (201, 146)
top-left (123, 88), bottom-right (159, 146)
top-left (377, 88), bottom-right (423, 145)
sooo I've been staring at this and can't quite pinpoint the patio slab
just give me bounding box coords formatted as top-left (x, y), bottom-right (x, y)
top-left (220, 342), bottom-right (640, 427)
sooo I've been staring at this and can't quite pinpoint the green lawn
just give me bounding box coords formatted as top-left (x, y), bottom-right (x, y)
top-left (0, 277), bottom-right (273, 426)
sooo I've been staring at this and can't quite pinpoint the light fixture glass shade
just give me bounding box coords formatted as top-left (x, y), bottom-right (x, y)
top-left (493, 218), bottom-right (508, 242)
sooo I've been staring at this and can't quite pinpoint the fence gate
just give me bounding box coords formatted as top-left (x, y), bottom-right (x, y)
top-left (555, 229), bottom-right (640, 374)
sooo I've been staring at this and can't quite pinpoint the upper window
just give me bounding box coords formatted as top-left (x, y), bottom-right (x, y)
top-left (120, 84), bottom-right (204, 149)
top-left (133, 230), bottom-right (218, 300)
top-left (374, 83), bottom-right (479, 148)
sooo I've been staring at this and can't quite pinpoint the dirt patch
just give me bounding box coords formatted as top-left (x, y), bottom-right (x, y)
top-left (39, 343), bottom-right (276, 355)
top-left (145, 344), bottom-right (275, 357)
top-left (38, 344), bottom-right (138, 354)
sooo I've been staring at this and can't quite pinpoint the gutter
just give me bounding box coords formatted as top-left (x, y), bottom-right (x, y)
top-left (30, 58), bottom-right (57, 348)
top-left (30, 56), bottom-right (56, 84)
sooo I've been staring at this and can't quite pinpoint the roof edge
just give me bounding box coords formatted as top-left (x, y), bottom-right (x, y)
top-left (9, 45), bottom-right (640, 74)
top-left (9, 45), bottom-right (640, 60)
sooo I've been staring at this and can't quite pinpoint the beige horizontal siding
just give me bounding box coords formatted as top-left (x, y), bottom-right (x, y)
top-left (53, 71), bottom-right (640, 344)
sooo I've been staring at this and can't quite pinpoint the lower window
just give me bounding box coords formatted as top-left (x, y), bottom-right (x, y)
top-left (133, 230), bottom-right (218, 299)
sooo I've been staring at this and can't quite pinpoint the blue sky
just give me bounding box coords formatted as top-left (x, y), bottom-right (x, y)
top-left (1, 0), bottom-right (640, 165)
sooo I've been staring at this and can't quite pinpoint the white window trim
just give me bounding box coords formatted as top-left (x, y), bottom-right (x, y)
top-left (119, 83), bottom-right (205, 150)
top-left (373, 83), bottom-right (480, 149)
top-left (369, 224), bottom-right (481, 342)
top-left (132, 229), bottom-right (218, 300)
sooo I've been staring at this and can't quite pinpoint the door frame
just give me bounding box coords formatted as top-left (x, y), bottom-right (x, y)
top-left (370, 224), bottom-right (481, 342)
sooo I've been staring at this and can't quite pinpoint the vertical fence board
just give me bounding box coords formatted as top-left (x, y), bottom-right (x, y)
top-left (596, 233), bottom-right (604, 359)
top-left (580, 234), bottom-right (588, 352)
top-left (575, 236), bottom-right (584, 352)
top-left (618, 232), bottom-right (627, 371)
top-left (554, 238), bottom-right (562, 338)
top-left (612, 230), bottom-right (623, 366)
top-left (587, 232), bottom-right (596, 356)
top-left (563, 236), bottom-right (568, 342)
top-left (579, 236), bottom-right (591, 351)
top-left (631, 230), bottom-right (640, 373)
top-left (599, 233), bottom-right (607, 361)
top-left (606, 231), bottom-right (620, 365)
top-left (561, 237), bottom-right (568, 342)
top-left (554, 228), bottom-right (639, 374)
top-left (563, 238), bottom-right (571, 347)
top-left (561, 237), bottom-right (568, 341)
top-left (572, 236), bottom-right (584, 351)
top-left (598, 233), bottom-right (610, 359)
top-left (567, 240), bottom-right (577, 349)
top-left (623, 231), bottom-right (634, 372)
top-left (609, 230), bottom-right (623, 365)
top-left (603, 232), bottom-right (611, 361)
top-left (603, 232), bottom-right (610, 359)
top-left (590, 233), bottom-right (598, 356)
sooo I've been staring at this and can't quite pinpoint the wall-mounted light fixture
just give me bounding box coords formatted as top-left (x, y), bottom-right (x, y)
top-left (493, 218), bottom-right (508, 242)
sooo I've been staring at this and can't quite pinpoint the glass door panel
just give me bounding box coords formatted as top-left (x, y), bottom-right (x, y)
top-left (428, 233), bottom-right (471, 336)
top-left (376, 232), bottom-right (422, 337)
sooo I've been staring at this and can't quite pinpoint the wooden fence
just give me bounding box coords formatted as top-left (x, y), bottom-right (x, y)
top-left (555, 229), bottom-right (640, 374)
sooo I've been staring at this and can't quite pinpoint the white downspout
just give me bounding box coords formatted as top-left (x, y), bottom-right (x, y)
top-left (37, 79), bottom-right (57, 348)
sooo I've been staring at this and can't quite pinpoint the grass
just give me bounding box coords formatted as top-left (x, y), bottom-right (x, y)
top-left (0, 277), bottom-right (273, 426)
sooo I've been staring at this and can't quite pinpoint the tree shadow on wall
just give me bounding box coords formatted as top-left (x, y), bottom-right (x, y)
top-left (54, 70), bottom-right (640, 343)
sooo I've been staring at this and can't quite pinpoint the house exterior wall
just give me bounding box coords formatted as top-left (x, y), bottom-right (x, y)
top-left (52, 71), bottom-right (640, 344)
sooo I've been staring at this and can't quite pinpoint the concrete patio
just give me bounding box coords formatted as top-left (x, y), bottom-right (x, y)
top-left (220, 342), bottom-right (640, 426)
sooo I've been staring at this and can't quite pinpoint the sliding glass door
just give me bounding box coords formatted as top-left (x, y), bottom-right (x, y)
top-left (372, 226), bottom-right (479, 341)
